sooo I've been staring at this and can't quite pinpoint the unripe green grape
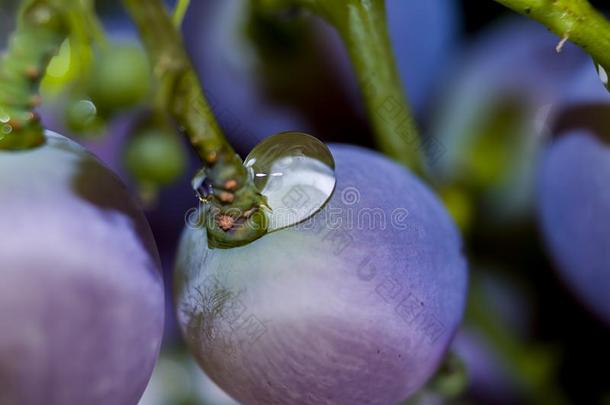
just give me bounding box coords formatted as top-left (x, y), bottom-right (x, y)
top-left (124, 129), bottom-right (187, 187)
top-left (88, 43), bottom-right (151, 113)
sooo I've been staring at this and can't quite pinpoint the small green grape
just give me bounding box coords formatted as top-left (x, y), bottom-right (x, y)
top-left (89, 43), bottom-right (151, 113)
top-left (124, 129), bottom-right (187, 187)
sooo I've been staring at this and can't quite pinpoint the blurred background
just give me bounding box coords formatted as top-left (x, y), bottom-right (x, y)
top-left (1, 0), bottom-right (610, 404)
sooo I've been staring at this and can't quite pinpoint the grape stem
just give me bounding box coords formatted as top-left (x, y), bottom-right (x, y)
top-left (493, 0), bottom-right (610, 71)
top-left (172, 0), bottom-right (191, 27)
top-left (255, 0), bottom-right (425, 175)
top-left (0, 0), bottom-right (67, 150)
top-left (121, 0), bottom-right (268, 247)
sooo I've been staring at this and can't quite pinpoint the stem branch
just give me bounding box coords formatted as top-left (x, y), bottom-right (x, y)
top-left (0, 0), bottom-right (67, 150)
top-left (172, 0), bottom-right (191, 27)
top-left (494, 0), bottom-right (610, 71)
top-left (122, 0), bottom-right (268, 246)
top-left (256, 0), bottom-right (424, 174)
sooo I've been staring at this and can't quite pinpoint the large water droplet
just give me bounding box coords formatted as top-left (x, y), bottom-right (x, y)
top-left (594, 60), bottom-right (609, 91)
top-left (244, 131), bottom-right (336, 231)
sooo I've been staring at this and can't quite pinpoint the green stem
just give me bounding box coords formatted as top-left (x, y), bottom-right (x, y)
top-left (494, 0), bottom-right (610, 71)
top-left (172, 0), bottom-right (191, 27)
top-left (256, 0), bottom-right (424, 175)
top-left (122, 0), bottom-right (268, 247)
top-left (0, 0), bottom-right (67, 150)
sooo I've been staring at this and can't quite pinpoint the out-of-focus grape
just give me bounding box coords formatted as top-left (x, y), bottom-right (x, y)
top-left (88, 43), bottom-right (151, 114)
top-left (124, 128), bottom-right (188, 188)
top-left (429, 18), bottom-right (589, 226)
top-left (537, 130), bottom-right (610, 326)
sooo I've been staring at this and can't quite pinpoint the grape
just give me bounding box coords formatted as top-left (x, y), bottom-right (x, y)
top-left (429, 18), bottom-right (589, 224)
top-left (88, 42), bottom-right (151, 114)
top-left (123, 128), bottom-right (188, 187)
top-left (0, 132), bottom-right (164, 404)
top-left (537, 130), bottom-right (610, 325)
top-left (175, 144), bottom-right (467, 404)
top-left (182, 0), bottom-right (459, 152)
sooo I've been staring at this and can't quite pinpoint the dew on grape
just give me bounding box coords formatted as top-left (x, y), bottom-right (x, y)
top-left (71, 100), bottom-right (97, 123)
top-left (244, 132), bottom-right (336, 231)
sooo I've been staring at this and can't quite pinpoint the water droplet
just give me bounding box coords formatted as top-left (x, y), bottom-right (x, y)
top-left (594, 60), bottom-right (609, 90)
top-left (244, 131), bottom-right (336, 231)
top-left (0, 109), bottom-right (9, 123)
top-left (65, 99), bottom-right (103, 134)
top-left (1, 124), bottom-right (12, 134)
top-left (74, 100), bottom-right (97, 123)
top-left (192, 168), bottom-right (214, 203)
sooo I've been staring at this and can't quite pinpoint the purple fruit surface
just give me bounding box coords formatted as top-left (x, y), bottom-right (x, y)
top-left (0, 132), bottom-right (164, 405)
top-left (537, 130), bottom-right (610, 325)
top-left (175, 144), bottom-right (467, 404)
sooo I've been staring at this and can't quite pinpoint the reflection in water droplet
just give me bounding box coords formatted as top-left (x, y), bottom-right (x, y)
top-left (192, 168), bottom-right (214, 203)
top-left (594, 60), bottom-right (609, 90)
top-left (244, 131), bottom-right (336, 231)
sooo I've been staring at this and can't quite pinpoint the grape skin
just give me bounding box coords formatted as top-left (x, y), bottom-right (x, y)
top-left (175, 144), bottom-right (467, 404)
top-left (0, 132), bottom-right (164, 405)
top-left (537, 130), bottom-right (610, 325)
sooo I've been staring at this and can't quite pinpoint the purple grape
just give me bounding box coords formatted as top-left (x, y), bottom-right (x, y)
top-left (537, 130), bottom-right (610, 325)
top-left (175, 145), bottom-right (467, 404)
top-left (40, 87), bottom-right (197, 344)
top-left (0, 132), bottom-right (164, 404)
